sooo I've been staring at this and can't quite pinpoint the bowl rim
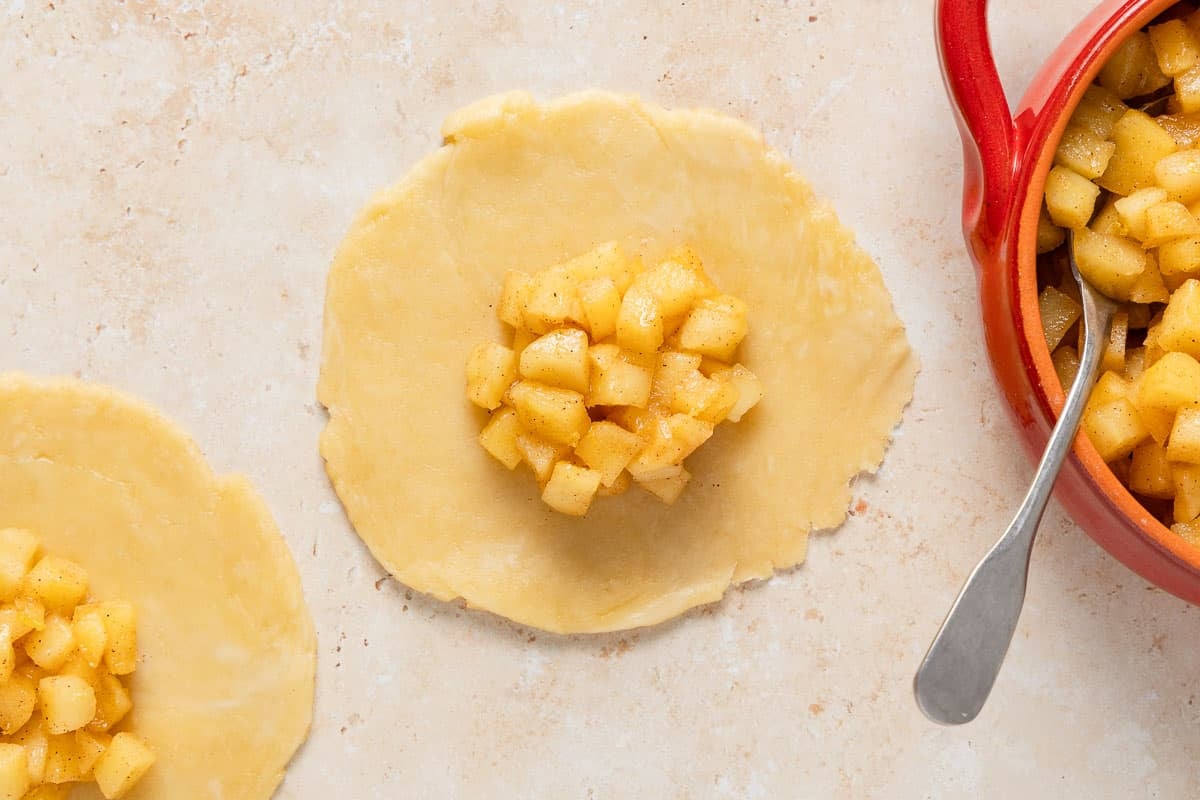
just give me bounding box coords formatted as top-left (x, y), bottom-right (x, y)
top-left (1017, 0), bottom-right (1200, 574)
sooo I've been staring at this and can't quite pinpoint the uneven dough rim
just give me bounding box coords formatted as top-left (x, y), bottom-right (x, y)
top-left (0, 372), bottom-right (317, 798)
top-left (318, 90), bottom-right (918, 634)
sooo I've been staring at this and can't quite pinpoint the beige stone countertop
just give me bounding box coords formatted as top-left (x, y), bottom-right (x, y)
top-left (3, 1), bottom-right (1197, 797)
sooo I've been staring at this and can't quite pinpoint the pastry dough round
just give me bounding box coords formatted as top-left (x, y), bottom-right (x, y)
top-left (319, 91), bottom-right (916, 634)
top-left (0, 374), bottom-right (315, 799)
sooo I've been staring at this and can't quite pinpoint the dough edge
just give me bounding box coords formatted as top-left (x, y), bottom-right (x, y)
top-left (0, 372), bottom-right (316, 798)
top-left (319, 90), bottom-right (918, 634)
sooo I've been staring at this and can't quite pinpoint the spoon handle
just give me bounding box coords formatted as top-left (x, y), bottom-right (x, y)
top-left (914, 267), bottom-right (1116, 724)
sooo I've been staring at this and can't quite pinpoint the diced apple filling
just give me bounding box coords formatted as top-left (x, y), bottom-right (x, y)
top-left (1035, 16), bottom-right (1200, 535)
top-left (0, 528), bottom-right (153, 798)
top-left (467, 243), bottom-right (763, 515)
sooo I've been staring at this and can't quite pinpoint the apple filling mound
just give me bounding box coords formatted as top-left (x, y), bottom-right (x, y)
top-left (0, 528), bottom-right (153, 799)
top-left (467, 242), bottom-right (763, 516)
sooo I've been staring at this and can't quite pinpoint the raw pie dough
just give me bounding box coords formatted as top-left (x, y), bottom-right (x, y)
top-left (319, 91), bottom-right (917, 634)
top-left (0, 374), bottom-right (315, 799)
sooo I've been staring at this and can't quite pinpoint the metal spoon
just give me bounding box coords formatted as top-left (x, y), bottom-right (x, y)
top-left (913, 230), bottom-right (1118, 724)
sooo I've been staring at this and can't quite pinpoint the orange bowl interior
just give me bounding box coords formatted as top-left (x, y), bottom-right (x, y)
top-left (1019, 0), bottom-right (1200, 575)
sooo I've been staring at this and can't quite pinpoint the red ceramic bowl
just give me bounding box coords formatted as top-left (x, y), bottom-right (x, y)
top-left (936, 0), bottom-right (1200, 602)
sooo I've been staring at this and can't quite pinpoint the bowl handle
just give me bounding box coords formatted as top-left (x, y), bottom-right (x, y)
top-left (936, 0), bottom-right (1017, 253)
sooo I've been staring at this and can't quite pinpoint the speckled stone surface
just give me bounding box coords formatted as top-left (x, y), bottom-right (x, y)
top-left (3, 1), bottom-right (1197, 797)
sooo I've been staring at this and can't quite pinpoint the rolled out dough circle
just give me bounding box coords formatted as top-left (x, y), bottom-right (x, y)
top-left (319, 91), bottom-right (917, 634)
top-left (0, 374), bottom-right (315, 799)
